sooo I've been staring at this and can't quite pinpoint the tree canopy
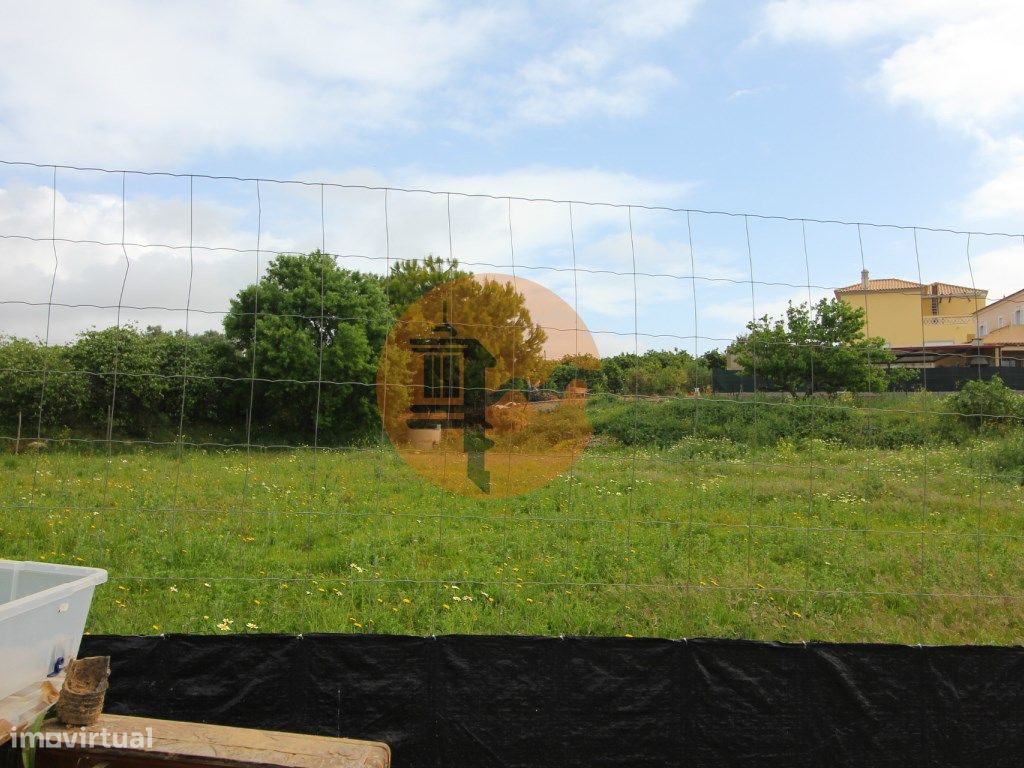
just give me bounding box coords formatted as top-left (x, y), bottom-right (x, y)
top-left (376, 274), bottom-right (548, 440)
top-left (731, 298), bottom-right (901, 395)
top-left (224, 251), bottom-right (391, 440)
top-left (381, 255), bottom-right (469, 316)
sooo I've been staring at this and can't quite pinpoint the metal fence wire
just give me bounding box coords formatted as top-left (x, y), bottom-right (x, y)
top-left (1, 159), bottom-right (1023, 644)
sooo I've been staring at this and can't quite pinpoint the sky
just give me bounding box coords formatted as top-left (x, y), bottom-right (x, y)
top-left (1, 0), bottom-right (1023, 355)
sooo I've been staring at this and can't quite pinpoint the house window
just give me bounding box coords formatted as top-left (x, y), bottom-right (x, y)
top-left (999, 316), bottom-right (1007, 328)
top-left (978, 323), bottom-right (987, 337)
top-left (1015, 308), bottom-right (1023, 325)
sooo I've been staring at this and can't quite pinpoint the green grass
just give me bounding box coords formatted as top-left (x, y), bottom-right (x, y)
top-left (2, 436), bottom-right (1023, 644)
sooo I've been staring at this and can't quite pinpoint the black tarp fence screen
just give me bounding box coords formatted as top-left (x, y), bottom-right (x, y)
top-left (74, 634), bottom-right (1024, 768)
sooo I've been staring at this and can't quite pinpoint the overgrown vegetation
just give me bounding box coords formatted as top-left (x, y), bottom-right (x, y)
top-left (588, 380), bottom-right (1024, 455)
top-left (3, 436), bottom-right (1023, 644)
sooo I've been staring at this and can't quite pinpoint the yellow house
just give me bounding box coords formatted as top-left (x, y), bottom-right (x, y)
top-left (974, 288), bottom-right (1024, 367)
top-left (834, 271), bottom-right (987, 363)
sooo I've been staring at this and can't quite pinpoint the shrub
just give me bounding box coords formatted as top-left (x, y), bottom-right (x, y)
top-left (0, 337), bottom-right (86, 431)
top-left (946, 377), bottom-right (1023, 433)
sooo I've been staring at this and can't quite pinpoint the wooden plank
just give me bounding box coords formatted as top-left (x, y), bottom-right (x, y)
top-left (31, 715), bottom-right (389, 768)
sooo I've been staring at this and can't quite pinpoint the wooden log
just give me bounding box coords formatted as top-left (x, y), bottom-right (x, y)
top-left (30, 714), bottom-right (389, 768)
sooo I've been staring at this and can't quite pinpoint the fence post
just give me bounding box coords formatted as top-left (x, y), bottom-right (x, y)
top-left (15, 410), bottom-right (22, 454)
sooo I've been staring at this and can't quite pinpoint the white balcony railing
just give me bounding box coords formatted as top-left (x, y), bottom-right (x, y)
top-left (922, 315), bottom-right (974, 326)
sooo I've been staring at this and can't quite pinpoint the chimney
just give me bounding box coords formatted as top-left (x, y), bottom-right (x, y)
top-left (861, 269), bottom-right (870, 289)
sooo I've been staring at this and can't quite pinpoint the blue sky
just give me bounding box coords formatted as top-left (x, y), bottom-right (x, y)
top-left (1, 0), bottom-right (1022, 354)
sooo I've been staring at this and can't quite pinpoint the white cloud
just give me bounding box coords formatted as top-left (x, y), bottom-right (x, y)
top-left (408, 165), bottom-right (693, 207)
top-left (964, 138), bottom-right (1024, 221)
top-left (0, 1), bottom-right (700, 166)
top-left (0, 164), bottom-right (698, 346)
top-left (508, 0), bottom-right (699, 124)
top-left (759, 0), bottom-right (1024, 221)
top-left (1, 163), bottom-right (805, 356)
top-left (0, 1), bottom-right (509, 165)
top-left (0, 181), bottom-right (266, 341)
top-left (872, 8), bottom-right (1024, 134)
top-left (760, 1), bottom-right (977, 46)
top-left (498, 0), bottom-right (698, 125)
top-left (597, 0), bottom-right (699, 39)
top-left (956, 244), bottom-right (1024, 302)
top-left (512, 61), bottom-right (675, 125)
top-left (728, 85), bottom-right (777, 101)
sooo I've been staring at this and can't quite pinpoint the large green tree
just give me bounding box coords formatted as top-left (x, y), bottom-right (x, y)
top-left (376, 274), bottom-right (548, 441)
top-left (224, 251), bottom-right (391, 440)
top-left (382, 255), bottom-right (469, 316)
top-left (732, 298), bottom-right (901, 395)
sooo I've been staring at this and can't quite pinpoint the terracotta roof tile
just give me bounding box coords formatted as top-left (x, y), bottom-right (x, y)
top-left (929, 282), bottom-right (987, 297)
top-left (835, 278), bottom-right (986, 297)
top-left (835, 278), bottom-right (923, 293)
top-left (977, 287), bottom-right (1024, 310)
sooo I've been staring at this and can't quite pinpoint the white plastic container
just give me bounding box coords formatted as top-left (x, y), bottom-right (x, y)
top-left (0, 560), bottom-right (107, 701)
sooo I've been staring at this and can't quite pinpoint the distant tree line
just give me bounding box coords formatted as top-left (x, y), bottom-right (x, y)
top-left (545, 349), bottom-right (722, 398)
top-left (0, 249), bottom-right (726, 444)
top-left (0, 252), bottom-right (459, 443)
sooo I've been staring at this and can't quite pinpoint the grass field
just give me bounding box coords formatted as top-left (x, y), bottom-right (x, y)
top-left (4, 431), bottom-right (1024, 645)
